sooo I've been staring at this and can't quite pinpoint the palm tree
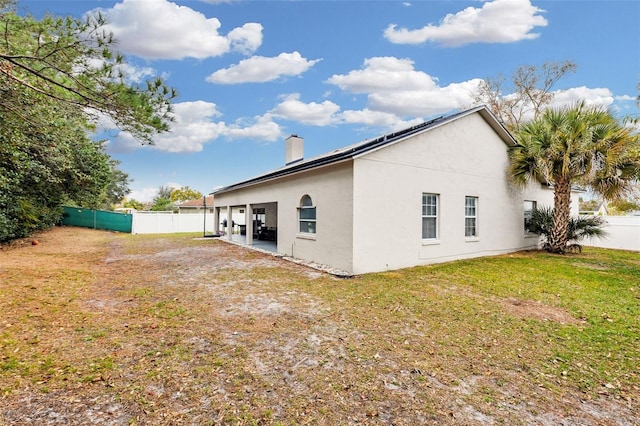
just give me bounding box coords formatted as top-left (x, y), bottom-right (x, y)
top-left (528, 206), bottom-right (607, 253)
top-left (510, 102), bottom-right (640, 253)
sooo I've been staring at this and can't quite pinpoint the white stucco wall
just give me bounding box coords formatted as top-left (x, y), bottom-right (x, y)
top-left (351, 112), bottom-right (557, 274)
top-left (214, 162), bottom-right (355, 272)
top-left (213, 109), bottom-right (584, 275)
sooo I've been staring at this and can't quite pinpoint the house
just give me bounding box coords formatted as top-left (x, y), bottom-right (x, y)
top-left (595, 202), bottom-right (609, 216)
top-left (212, 106), bottom-right (579, 275)
top-left (177, 195), bottom-right (215, 214)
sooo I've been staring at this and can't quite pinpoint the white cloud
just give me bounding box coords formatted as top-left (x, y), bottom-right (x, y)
top-left (341, 109), bottom-right (424, 130)
top-left (206, 51), bottom-right (321, 84)
top-left (106, 131), bottom-right (145, 153)
top-left (268, 91), bottom-right (426, 131)
top-left (489, 86), bottom-right (617, 123)
top-left (384, 0), bottom-right (547, 47)
top-left (114, 63), bottom-right (157, 83)
top-left (547, 87), bottom-right (614, 110)
top-left (327, 57), bottom-right (438, 93)
top-left (327, 57), bottom-right (481, 117)
top-left (614, 95), bottom-right (635, 102)
top-left (95, 0), bottom-right (262, 59)
top-left (105, 102), bottom-right (283, 153)
top-left (80, 57), bottom-right (159, 85)
top-left (152, 101), bottom-right (227, 152)
top-left (270, 93), bottom-right (340, 126)
top-left (228, 23), bottom-right (264, 55)
top-left (222, 114), bottom-right (283, 141)
top-left (369, 79), bottom-right (481, 117)
top-left (128, 187), bottom-right (159, 203)
top-left (106, 101), bottom-right (224, 153)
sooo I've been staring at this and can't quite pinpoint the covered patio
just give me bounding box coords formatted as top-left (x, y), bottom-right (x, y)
top-left (229, 233), bottom-right (277, 253)
top-left (214, 202), bottom-right (278, 254)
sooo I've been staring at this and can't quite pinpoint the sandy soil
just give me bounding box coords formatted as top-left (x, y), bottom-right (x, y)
top-left (0, 227), bottom-right (637, 425)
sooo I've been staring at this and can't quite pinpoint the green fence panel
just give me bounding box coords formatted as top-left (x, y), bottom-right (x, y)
top-left (62, 207), bottom-right (132, 233)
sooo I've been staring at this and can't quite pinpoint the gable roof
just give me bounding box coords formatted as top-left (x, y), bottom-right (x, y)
top-left (213, 105), bottom-right (515, 195)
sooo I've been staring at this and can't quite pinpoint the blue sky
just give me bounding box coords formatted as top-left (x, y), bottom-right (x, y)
top-left (20, 0), bottom-right (640, 202)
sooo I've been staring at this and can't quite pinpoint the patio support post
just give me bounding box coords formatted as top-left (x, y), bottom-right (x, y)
top-left (226, 205), bottom-right (232, 241)
top-left (245, 204), bottom-right (253, 246)
top-left (213, 207), bottom-right (220, 235)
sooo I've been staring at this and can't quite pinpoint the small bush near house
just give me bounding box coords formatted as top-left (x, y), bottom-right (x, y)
top-left (529, 206), bottom-right (607, 252)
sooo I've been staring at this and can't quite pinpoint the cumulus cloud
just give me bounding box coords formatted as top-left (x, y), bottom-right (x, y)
top-left (327, 56), bottom-right (481, 117)
top-left (114, 63), bottom-right (158, 83)
top-left (228, 23), bottom-right (264, 55)
top-left (327, 57), bottom-right (438, 93)
top-left (105, 101), bottom-right (283, 153)
top-left (487, 86), bottom-right (617, 124)
top-left (128, 187), bottom-right (161, 203)
top-left (547, 87), bottom-right (615, 109)
top-left (615, 95), bottom-right (636, 102)
top-left (222, 114), bottom-right (283, 141)
top-left (206, 52), bottom-right (321, 84)
top-left (384, 0), bottom-right (547, 47)
top-left (267, 91), bottom-right (427, 131)
top-left (94, 0), bottom-right (262, 59)
top-left (341, 109), bottom-right (424, 130)
top-left (106, 101), bottom-right (225, 153)
top-left (270, 93), bottom-right (341, 126)
top-left (80, 58), bottom-right (159, 85)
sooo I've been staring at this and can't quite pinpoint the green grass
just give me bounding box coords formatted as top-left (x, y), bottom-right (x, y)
top-left (1, 229), bottom-right (637, 424)
top-left (300, 247), bottom-right (639, 398)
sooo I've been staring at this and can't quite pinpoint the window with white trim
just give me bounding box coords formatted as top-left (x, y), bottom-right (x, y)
top-left (524, 200), bottom-right (537, 233)
top-left (422, 193), bottom-right (438, 240)
top-left (465, 196), bottom-right (478, 237)
top-left (298, 195), bottom-right (316, 234)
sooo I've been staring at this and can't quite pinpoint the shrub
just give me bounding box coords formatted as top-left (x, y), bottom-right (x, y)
top-left (529, 206), bottom-right (607, 253)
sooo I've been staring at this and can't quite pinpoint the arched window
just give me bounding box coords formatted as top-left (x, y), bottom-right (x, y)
top-left (298, 195), bottom-right (316, 234)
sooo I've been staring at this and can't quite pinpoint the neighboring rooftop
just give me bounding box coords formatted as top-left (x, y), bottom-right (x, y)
top-left (178, 195), bottom-right (214, 208)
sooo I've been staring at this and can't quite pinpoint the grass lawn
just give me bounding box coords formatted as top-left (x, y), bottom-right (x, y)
top-left (0, 227), bottom-right (638, 425)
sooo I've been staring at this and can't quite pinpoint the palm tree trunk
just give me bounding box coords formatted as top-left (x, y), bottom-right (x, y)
top-left (549, 178), bottom-right (572, 253)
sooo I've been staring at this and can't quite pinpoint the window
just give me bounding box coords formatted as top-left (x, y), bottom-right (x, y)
top-left (524, 200), bottom-right (537, 233)
top-left (422, 193), bottom-right (438, 239)
top-left (298, 195), bottom-right (316, 234)
top-left (465, 196), bottom-right (478, 237)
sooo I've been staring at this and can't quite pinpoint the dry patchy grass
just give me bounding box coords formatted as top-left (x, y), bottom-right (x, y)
top-left (0, 227), bottom-right (638, 425)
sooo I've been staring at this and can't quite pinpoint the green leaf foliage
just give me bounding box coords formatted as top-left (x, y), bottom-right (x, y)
top-left (0, 2), bottom-right (175, 241)
top-left (170, 186), bottom-right (203, 203)
top-left (528, 206), bottom-right (607, 252)
top-left (0, 5), bottom-right (176, 142)
top-left (0, 98), bottom-right (129, 241)
top-left (511, 101), bottom-right (640, 252)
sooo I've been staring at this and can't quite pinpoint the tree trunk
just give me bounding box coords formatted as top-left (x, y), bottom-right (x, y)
top-left (549, 178), bottom-right (572, 253)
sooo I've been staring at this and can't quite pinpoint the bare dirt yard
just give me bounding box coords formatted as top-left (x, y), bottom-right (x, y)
top-left (1, 227), bottom-right (638, 425)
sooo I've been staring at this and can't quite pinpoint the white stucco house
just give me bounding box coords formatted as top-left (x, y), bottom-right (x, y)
top-left (212, 106), bottom-right (579, 275)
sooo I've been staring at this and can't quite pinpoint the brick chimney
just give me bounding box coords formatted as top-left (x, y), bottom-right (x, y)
top-left (285, 134), bottom-right (304, 164)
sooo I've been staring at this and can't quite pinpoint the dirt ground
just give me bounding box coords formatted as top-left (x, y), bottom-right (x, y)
top-left (0, 227), bottom-right (638, 425)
